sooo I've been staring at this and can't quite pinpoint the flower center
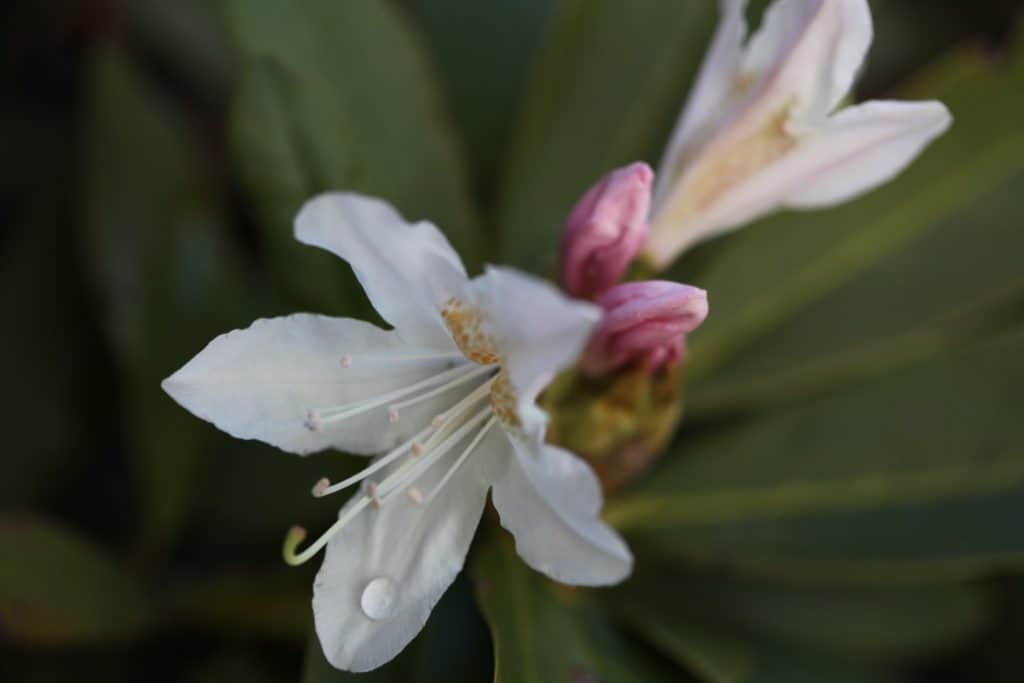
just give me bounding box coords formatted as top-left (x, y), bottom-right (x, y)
top-left (668, 106), bottom-right (796, 218)
top-left (283, 298), bottom-right (526, 567)
top-left (441, 296), bottom-right (521, 429)
top-left (489, 372), bottom-right (519, 427)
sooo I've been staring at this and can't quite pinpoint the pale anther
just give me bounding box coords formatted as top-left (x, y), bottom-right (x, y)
top-left (340, 354), bottom-right (353, 368)
top-left (312, 477), bottom-right (330, 497)
top-left (304, 410), bottom-right (322, 432)
top-left (407, 487), bottom-right (424, 504)
top-left (366, 481), bottom-right (381, 509)
top-left (378, 407), bottom-right (492, 503)
top-left (314, 423), bottom-right (434, 498)
top-left (387, 407), bottom-right (399, 423)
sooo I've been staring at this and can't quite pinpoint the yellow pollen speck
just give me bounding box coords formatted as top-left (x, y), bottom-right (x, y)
top-left (441, 298), bottom-right (501, 365)
top-left (489, 371), bottom-right (520, 428)
top-left (680, 106), bottom-right (796, 215)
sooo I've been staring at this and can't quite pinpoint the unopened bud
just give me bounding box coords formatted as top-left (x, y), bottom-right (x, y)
top-left (581, 281), bottom-right (708, 376)
top-left (559, 162), bottom-right (654, 300)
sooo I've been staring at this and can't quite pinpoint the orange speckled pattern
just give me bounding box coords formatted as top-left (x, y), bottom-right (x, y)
top-left (441, 297), bottom-right (501, 365)
top-left (488, 371), bottom-right (520, 428)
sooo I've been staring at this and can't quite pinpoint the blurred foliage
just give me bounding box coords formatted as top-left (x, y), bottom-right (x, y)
top-left (2, 0), bottom-right (1024, 681)
top-left (0, 518), bottom-right (154, 645)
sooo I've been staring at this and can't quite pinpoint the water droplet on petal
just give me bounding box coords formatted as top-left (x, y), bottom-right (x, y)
top-left (361, 577), bottom-right (399, 621)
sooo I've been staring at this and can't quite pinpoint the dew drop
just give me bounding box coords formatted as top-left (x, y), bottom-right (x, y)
top-left (361, 577), bottom-right (399, 621)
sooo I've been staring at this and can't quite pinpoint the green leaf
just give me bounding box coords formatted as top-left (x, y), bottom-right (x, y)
top-left (682, 38), bottom-right (1024, 410)
top-left (617, 606), bottom-right (899, 683)
top-left (188, 650), bottom-right (288, 683)
top-left (0, 208), bottom-right (87, 508)
top-left (228, 62), bottom-right (368, 316)
top-left (472, 537), bottom-right (683, 683)
top-left (608, 327), bottom-right (1024, 582)
top-left (224, 0), bottom-right (480, 313)
top-left (77, 45), bottom-right (256, 557)
top-left (494, 0), bottom-right (718, 272)
top-left (0, 518), bottom-right (153, 645)
top-left (302, 575), bottom-right (491, 682)
top-left (126, 0), bottom-right (236, 97)
top-left (613, 570), bottom-right (990, 665)
top-left (862, 0), bottom-right (1019, 96)
top-left (398, 0), bottom-right (554, 186)
top-left (166, 571), bottom-right (311, 642)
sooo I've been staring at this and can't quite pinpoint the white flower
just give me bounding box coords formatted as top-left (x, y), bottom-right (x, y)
top-left (645, 0), bottom-right (953, 268)
top-left (162, 193), bottom-right (633, 672)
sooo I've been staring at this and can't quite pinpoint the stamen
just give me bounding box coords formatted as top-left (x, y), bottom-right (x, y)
top-left (315, 363), bottom-right (479, 425)
top-left (304, 410), bottom-right (322, 432)
top-left (366, 481), bottom-right (381, 508)
top-left (342, 351), bottom-right (463, 364)
top-left (423, 416), bottom-right (497, 505)
top-left (386, 363), bottom-right (496, 420)
top-left (340, 354), bottom-right (353, 368)
top-left (282, 495), bottom-right (372, 566)
top-left (387, 407), bottom-right (399, 423)
top-left (412, 377), bottom-right (495, 455)
top-left (314, 423), bottom-right (436, 498)
top-left (378, 407), bottom-right (492, 503)
top-left (286, 367), bottom-right (501, 567)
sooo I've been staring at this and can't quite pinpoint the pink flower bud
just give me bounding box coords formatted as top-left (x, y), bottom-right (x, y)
top-left (559, 162), bottom-right (654, 300)
top-left (581, 281), bottom-right (708, 376)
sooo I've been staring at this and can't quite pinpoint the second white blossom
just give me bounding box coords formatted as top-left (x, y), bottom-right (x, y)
top-left (646, 0), bottom-right (952, 267)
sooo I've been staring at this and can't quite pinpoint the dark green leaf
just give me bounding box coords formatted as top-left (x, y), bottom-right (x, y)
top-left (472, 536), bottom-right (682, 683)
top-left (862, 0), bottom-right (1019, 96)
top-left (609, 327), bottom-right (1024, 582)
top-left (188, 650), bottom-right (288, 683)
top-left (167, 571), bottom-right (310, 642)
top-left (126, 0), bottom-right (236, 97)
top-left (0, 209), bottom-right (86, 508)
top-left (0, 518), bottom-right (153, 644)
top-left (77, 45), bottom-right (256, 557)
top-left (225, 0), bottom-right (480, 314)
top-left (613, 570), bottom-right (990, 665)
top-left (398, 0), bottom-right (554, 188)
top-left (229, 61), bottom-right (369, 316)
top-left (617, 606), bottom-right (899, 683)
top-left (494, 0), bottom-right (719, 272)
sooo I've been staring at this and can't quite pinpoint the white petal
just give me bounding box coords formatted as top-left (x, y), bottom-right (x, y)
top-left (648, 99), bottom-right (950, 261)
top-left (470, 266), bottom-right (600, 440)
top-left (710, 99), bottom-right (951, 224)
top-left (654, 0), bottom-right (747, 206)
top-left (162, 314), bottom-right (474, 455)
top-left (295, 192), bottom-right (468, 350)
top-left (492, 436), bottom-right (633, 586)
top-left (744, 0), bottom-right (872, 118)
top-left (312, 431), bottom-right (497, 672)
top-left (781, 100), bottom-right (952, 207)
